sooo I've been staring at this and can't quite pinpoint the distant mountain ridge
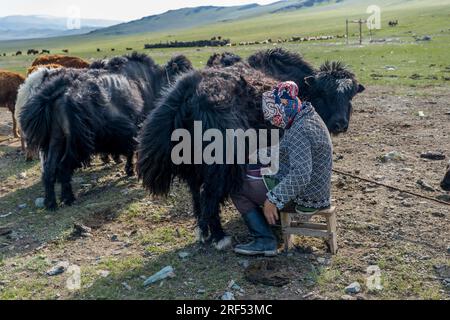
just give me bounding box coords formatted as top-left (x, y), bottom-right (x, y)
top-left (91, 0), bottom-right (338, 36)
top-left (0, 15), bottom-right (121, 40)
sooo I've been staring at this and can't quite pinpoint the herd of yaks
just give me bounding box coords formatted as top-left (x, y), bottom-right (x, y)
top-left (0, 49), bottom-right (448, 250)
top-left (2, 48), bottom-right (124, 57)
top-left (238, 35), bottom-right (338, 46)
top-left (0, 34), bottom-right (343, 57)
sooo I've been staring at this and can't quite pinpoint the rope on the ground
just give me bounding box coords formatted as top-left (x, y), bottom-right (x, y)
top-left (0, 137), bottom-right (18, 145)
top-left (333, 168), bottom-right (450, 206)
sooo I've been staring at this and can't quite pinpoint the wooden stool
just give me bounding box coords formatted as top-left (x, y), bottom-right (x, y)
top-left (281, 206), bottom-right (338, 255)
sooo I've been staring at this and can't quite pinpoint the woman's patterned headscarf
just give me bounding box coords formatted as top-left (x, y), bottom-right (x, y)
top-left (262, 81), bottom-right (302, 129)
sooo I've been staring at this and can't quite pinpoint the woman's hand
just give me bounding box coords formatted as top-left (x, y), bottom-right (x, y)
top-left (264, 200), bottom-right (279, 225)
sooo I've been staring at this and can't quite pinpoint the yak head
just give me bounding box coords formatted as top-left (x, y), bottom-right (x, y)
top-left (441, 162), bottom-right (450, 192)
top-left (304, 61), bottom-right (365, 134)
top-left (248, 49), bottom-right (365, 135)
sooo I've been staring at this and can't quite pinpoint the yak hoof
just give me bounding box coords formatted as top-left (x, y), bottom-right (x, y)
top-left (61, 196), bottom-right (75, 207)
top-left (213, 236), bottom-right (233, 251)
top-left (125, 168), bottom-right (135, 177)
top-left (45, 202), bottom-right (58, 211)
top-left (195, 227), bottom-right (207, 244)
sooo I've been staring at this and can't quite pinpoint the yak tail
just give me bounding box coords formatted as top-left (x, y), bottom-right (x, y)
top-left (138, 71), bottom-right (202, 195)
top-left (19, 76), bottom-right (68, 153)
top-left (20, 75), bottom-right (96, 167)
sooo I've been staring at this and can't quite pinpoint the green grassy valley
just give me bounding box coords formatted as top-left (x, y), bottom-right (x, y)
top-left (0, 0), bottom-right (449, 87)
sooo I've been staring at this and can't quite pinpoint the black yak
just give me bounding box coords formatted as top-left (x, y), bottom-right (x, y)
top-left (20, 53), bottom-right (192, 210)
top-left (139, 50), bottom-right (365, 250)
top-left (210, 49), bottom-right (366, 133)
top-left (27, 49), bottom-right (39, 55)
top-left (90, 53), bottom-right (193, 116)
top-left (248, 48), bottom-right (365, 133)
top-left (138, 65), bottom-right (276, 250)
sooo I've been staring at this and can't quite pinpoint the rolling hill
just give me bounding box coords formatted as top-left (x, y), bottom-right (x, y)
top-left (90, 0), bottom-right (336, 36)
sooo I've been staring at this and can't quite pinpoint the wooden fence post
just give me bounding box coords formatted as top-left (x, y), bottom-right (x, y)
top-left (359, 19), bottom-right (363, 45)
top-left (346, 19), bottom-right (349, 45)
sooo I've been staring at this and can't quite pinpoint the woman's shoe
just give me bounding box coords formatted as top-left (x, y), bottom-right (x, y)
top-left (234, 208), bottom-right (277, 257)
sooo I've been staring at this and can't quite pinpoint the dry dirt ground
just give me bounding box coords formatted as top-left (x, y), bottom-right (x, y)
top-left (0, 85), bottom-right (449, 300)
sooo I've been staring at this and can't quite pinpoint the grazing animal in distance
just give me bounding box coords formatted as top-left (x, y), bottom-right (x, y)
top-left (41, 49), bottom-right (51, 54)
top-left (15, 51), bottom-right (22, 56)
top-left (62, 49), bottom-right (69, 53)
top-left (20, 53), bottom-right (193, 210)
top-left (441, 162), bottom-right (450, 191)
top-left (389, 20), bottom-right (399, 27)
top-left (27, 49), bottom-right (39, 55)
top-left (126, 48), bottom-right (133, 51)
top-left (0, 70), bottom-right (25, 138)
top-left (31, 54), bottom-right (89, 69)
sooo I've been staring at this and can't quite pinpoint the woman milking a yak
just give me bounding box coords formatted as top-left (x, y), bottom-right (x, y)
top-left (230, 81), bottom-right (334, 257)
top-left (138, 48), bottom-right (365, 254)
top-left (19, 49), bottom-right (365, 256)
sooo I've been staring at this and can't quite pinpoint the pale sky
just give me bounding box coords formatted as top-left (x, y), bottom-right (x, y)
top-left (0, 0), bottom-right (277, 21)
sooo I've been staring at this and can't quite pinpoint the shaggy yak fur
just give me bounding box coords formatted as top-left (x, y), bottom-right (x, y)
top-left (90, 53), bottom-right (193, 116)
top-left (16, 66), bottom-right (65, 160)
top-left (139, 50), bottom-right (365, 250)
top-left (207, 52), bottom-right (242, 68)
top-left (0, 70), bottom-right (25, 138)
top-left (27, 63), bottom-right (63, 76)
top-left (31, 54), bottom-right (90, 69)
top-left (441, 163), bottom-right (450, 191)
top-left (20, 53), bottom-right (193, 210)
top-left (211, 48), bottom-right (366, 134)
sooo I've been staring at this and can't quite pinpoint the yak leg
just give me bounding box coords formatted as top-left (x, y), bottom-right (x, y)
top-left (58, 160), bottom-right (76, 206)
top-left (100, 154), bottom-right (111, 164)
top-left (102, 154), bottom-right (123, 165)
top-left (113, 154), bottom-right (123, 164)
top-left (200, 183), bottom-right (232, 250)
top-left (19, 131), bottom-right (34, 162)
top-left (18, 129), bottom-right (25, 150)
top-left (43, 136), bottom-right (64, 210)
top-left (11, 109), bottom-right (19, 138)
top-left (187, 180), bottom-right (208, 243)
top-left (125, 152), bottom-right (134, 177)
